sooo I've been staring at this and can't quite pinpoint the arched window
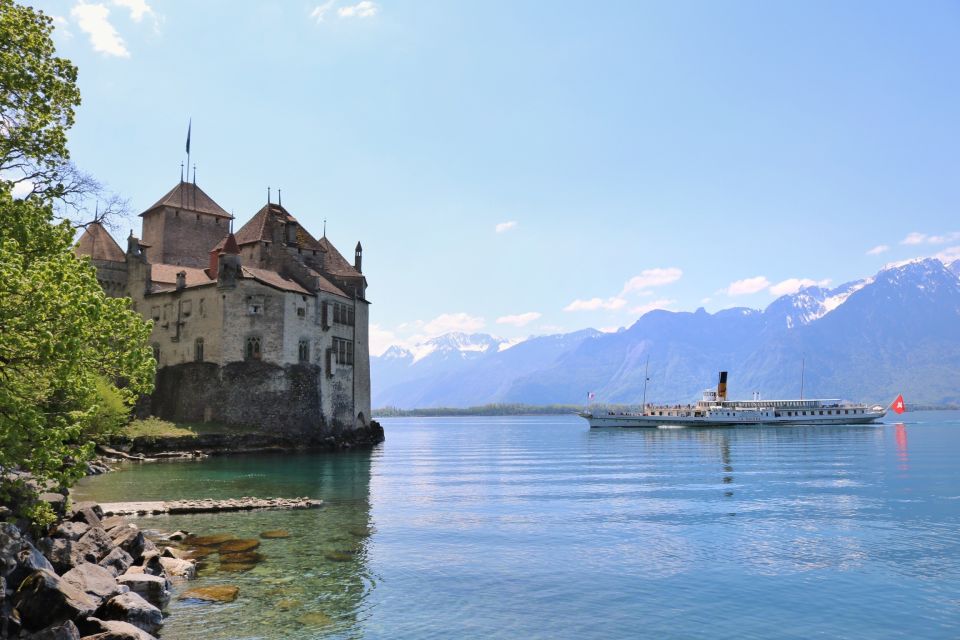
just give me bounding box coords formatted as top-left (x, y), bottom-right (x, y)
top-left (298, 339), bottom-right (310, 363)
top-left (194, 338), bottom-right (204, 362)
top-left (245, 336), bottom-right (262, 360)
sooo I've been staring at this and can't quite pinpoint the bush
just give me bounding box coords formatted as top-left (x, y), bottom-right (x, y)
top-left (83, 378), bottom-right (130, 442)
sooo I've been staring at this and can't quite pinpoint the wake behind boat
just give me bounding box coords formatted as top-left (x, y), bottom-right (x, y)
top-left (579, 371), bottom-right (897, 428)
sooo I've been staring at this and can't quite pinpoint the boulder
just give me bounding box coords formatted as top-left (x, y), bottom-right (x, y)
top-left (167, 531), bottom-right (188, 541)
top-left (78, 618), bottom-right (157, 640)
top-left (53, 522), bottom-right (90, 542)
top-left (61, 563), bottom-right (126, 605)
top-left (158, 556), bottom-right (195, 580)
top-left (75, 528), bottom-right (116, 565)
top-left (69, 502), bottom-right (104, 529)
top-left (0, 522), bottom-right (22, 578)
top-left (98, 592), bottom-right (163, 634)
top-left (37, 537), bottom-right (74, 574)
top-left (138, 552), bottom-right (164, 577)
top-left (115, 573), bottom-right (169, 608)
top-left (22, 619), bottom-right (80, 640)
top-left (99, 516), bottom-right (128, 533)
top-left (98, 547), bottom-right (134, 577)
top-left (12, 569), bottom-right (97, 631)
top-left (109, 525), bottom-right (148, 561)
top-left (7, 540), bottom-right (57, 589)
top-left (39, 492), bottom-right (67, 515)
top-left (160, 546), bottom-right (187, 560)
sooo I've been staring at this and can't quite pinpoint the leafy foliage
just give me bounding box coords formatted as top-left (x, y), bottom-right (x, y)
top-left (0, 192), bottom-right (155, 491)
top-left (0, 0), bottom-right (80, 199)
top-left (84, 377), bottom-right (132, 443)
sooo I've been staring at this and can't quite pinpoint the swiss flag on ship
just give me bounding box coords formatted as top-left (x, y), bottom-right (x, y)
top-left (892, 394), bottom-right (906, 415)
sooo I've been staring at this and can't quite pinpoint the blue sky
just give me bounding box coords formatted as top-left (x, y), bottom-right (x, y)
top-left (33, 0), bottom-right (960, 353)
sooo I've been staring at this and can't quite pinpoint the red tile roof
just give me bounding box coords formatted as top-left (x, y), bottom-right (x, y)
top-left (305, 267), bottom-right (349, 298)
top-left (241, 266), bottom-right (312, 295)
top-left (150, 264), bottom-right (215, 289)
top-left (234, 203), bottom-right (324, 250)
top-left (317, 237), bottom-right (361, 278)
top-left (74, 223), bottom-right (125, 262)
top-left (141, 182), bottom-right (232, 219)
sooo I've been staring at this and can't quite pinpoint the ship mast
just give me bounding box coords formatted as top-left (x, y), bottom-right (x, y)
top-left (641, 356), bottom-right (650, 414)
top-left (800, 356), bottom-right (805, 400)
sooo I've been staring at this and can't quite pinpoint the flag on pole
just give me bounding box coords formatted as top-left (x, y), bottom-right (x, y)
top-left (587, 392), bottom-right (595, 401)
top-left (185, 119), bottom-right (191, 154)
top-left (892, 394), bottom-right (906, 415)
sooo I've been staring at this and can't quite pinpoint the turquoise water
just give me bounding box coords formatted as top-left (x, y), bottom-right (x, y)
top-left (74, 412), bottom-right (960, 639)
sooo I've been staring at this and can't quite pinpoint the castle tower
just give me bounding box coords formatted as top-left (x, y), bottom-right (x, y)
top-left (139, 181), bottom-right (233, 268)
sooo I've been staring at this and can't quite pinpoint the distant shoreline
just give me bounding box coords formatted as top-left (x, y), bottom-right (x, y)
top-left (373, 404), bottom-right (960, 418)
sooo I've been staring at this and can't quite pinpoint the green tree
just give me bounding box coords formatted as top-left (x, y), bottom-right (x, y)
top-left (0, 0), bottom-right (80, 199)
top-left (0, 192), bottom-right (155, 492)
top-left (0, 0), bottom-right (154, 505)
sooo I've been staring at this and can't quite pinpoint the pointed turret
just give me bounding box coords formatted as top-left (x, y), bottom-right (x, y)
top-left (354, 241), bottom-right (363, 273)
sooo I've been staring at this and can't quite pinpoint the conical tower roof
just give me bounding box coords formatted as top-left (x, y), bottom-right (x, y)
top-left (74, 222), bottom-right (125, 262)
top-left (141, 182), bottom-right (232, 219)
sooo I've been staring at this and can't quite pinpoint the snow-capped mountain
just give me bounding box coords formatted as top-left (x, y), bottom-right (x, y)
top-left (372, 258), bottom-right (960, 408)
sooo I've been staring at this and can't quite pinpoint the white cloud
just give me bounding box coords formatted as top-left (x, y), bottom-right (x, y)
top-left (495, 221), bottom-right (518, 234)
top-left (51, 15), bottom-right (73, 38)
top-left (338, 1), bottom-right (379, 18)
top-left (71, 2), bottom-right (129, 57)
top-left (726, 276), bottom-right (770, 296)
top-left (934, 245), bottom-right (960, 263)
top-left (422, 312), bottom-right (485, 336)
top-left (700, 297), bottom-right (712, 305)
top-left (310, 0), bottom-right (336, 22)
top-left (927, 232), bottom-right (960, 244)
top-left (563, 297), bottom-right (627, 312)
top-left (866, 244), bottom-right (889, 256)
top-left (768, 278), bottom-right (831, 296)
top-left (629, 299), bottom-right (675, 316)
top-left (368, 323), bottom-right (398, 357)
top-left (111, 0), bottom-right (152, 22)
top-left (619, 267), bottom-right (682, 296)
top-left (496, 312), bottom-right (541, 327)
top-left (9, 180), bottom-right (34, 199)
top-left (599, 326), bottom-right (623, 333)
top-left (901, 232), bottom-right (927, 245)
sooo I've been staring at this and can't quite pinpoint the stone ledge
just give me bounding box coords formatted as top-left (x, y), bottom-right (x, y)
top-left (99, 497), bottom-right (323, 516)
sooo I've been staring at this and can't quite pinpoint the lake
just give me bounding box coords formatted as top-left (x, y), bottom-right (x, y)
top-left (74, 412), bottom-right (960, 639)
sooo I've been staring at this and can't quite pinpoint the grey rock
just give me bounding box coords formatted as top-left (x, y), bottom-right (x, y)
top-left (12, 569), bottom-right (97, 631)
top-left (167, 531), bottom-right (188, 541)
top-left (69, 502), bottom-right (103, 529)
top-left (78, 618), bottom-right (157, 640)
top-left (0, 522), bottom-right (22, 578)
top-left (39, 492), bottom-right (67, 513)
top-left (109, 525), bottom-right (147, 562)
top-left (38, 537), bottom-right (74, 574)
top-left (158, 556), bottom-right (195, 580)
top-left (22, 619), bottom-right (80, 640)
top-left (8, 540), bottom-right (57, 589)
top-left (159, 547), bottom-right (187, 560)
top-left (115, 573), bottom-right (169, 608)
top-left (75, 527), bottom-right (115, 564)
top-left (62, 563), bottom-right (126, 605)
top-left (99, 517), bottom-right (128, 533)
top-left (98, 547), bottom-right (134, 577)
top-left (53, 522), bottom-right (90, 541)
top-left (98, 592), bottom-right (163, 634)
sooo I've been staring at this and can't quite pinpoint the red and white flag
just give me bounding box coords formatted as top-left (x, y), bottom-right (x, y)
top-left (587, 392), bottom-right (596, 401)
top-left (892, 394), bottom-right (906, 415)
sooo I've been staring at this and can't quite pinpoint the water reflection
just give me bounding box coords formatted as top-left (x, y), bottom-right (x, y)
top-left (895, 423), bottom-right (909, 471)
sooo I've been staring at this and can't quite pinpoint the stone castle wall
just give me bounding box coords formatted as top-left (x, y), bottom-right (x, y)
top-left (150, 361), bottom-right (335, 433)
top-left (145, 206), bottom-right (230, 268)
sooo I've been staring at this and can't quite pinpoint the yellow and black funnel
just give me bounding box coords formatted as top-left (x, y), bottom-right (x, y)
top-left (717, 371), bottom-right (728, 401)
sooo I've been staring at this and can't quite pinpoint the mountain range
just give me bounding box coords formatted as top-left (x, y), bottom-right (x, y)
top-left (372, 258), bottom-right (960, 408)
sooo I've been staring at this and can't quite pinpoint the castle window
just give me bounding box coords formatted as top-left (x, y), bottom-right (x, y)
top-left (298, 340), bottom-right (310, 363)
top-left (152, 344), bottom-right (161, 364)
top-left (247, 295), bottom-right (264, 315)
top-left (182, 300), bottom-right (192, 317)
top-left (151, 306), bottom-right (160, 322)
top-left (297, 306), bottom-right (306, 317)
top-left (199, 298), bottom-right (205, 317)
top-left (245, 336), bottom-right (262, 360)
top-left (195, 338), bottom-right (204, 362)
top-left (332, 337), bottom-right (354, 365)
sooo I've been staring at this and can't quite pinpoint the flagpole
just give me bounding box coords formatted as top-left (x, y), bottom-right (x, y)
top-left (185, 118), bottom-right (191, 186)
top-left (641, 355), bottom-right (650, 414)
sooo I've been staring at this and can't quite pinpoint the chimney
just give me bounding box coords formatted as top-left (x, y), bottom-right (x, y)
top-left (717, 371), bottom-right (728, 402)
top-left (354, 241), bottom-right (363, 273)
top-left (209, 248), bottom-right (221, 280)
top-left (176, 270), bottom-right (186, 291)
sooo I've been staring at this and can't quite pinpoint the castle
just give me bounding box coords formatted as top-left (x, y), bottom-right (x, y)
top-left (75, 179), bottom-right (371, 434)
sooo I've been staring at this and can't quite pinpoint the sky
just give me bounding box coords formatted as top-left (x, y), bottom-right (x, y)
top-left (31, 0), bottom-right (960, 354)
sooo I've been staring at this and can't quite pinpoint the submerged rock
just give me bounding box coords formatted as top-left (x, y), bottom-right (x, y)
top-left (219, 539), bottom-right (260, 553)
top-left (179, 585), bottom-right (239, 603)
top-left (219, 551), bottom-right (264, 564)
top-left (259, 530), bottom-right (290, 539)
top-left (218, 562), bottom-right (255, 573)
top-left (184, 534), bottom-right (233, 547)
top-left (324, 551), bottom-right (355, 563)
top-left (298, 611), bottom-right (333, 626)
top-left (158, 556), bottom-right (195, 579)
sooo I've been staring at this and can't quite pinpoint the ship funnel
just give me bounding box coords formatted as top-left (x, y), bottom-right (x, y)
top-left (717, 371), bottom-right (728, 401)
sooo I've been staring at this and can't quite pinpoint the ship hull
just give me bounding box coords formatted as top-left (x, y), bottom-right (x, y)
top-left (579, 411), bottom-right (886, 428)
